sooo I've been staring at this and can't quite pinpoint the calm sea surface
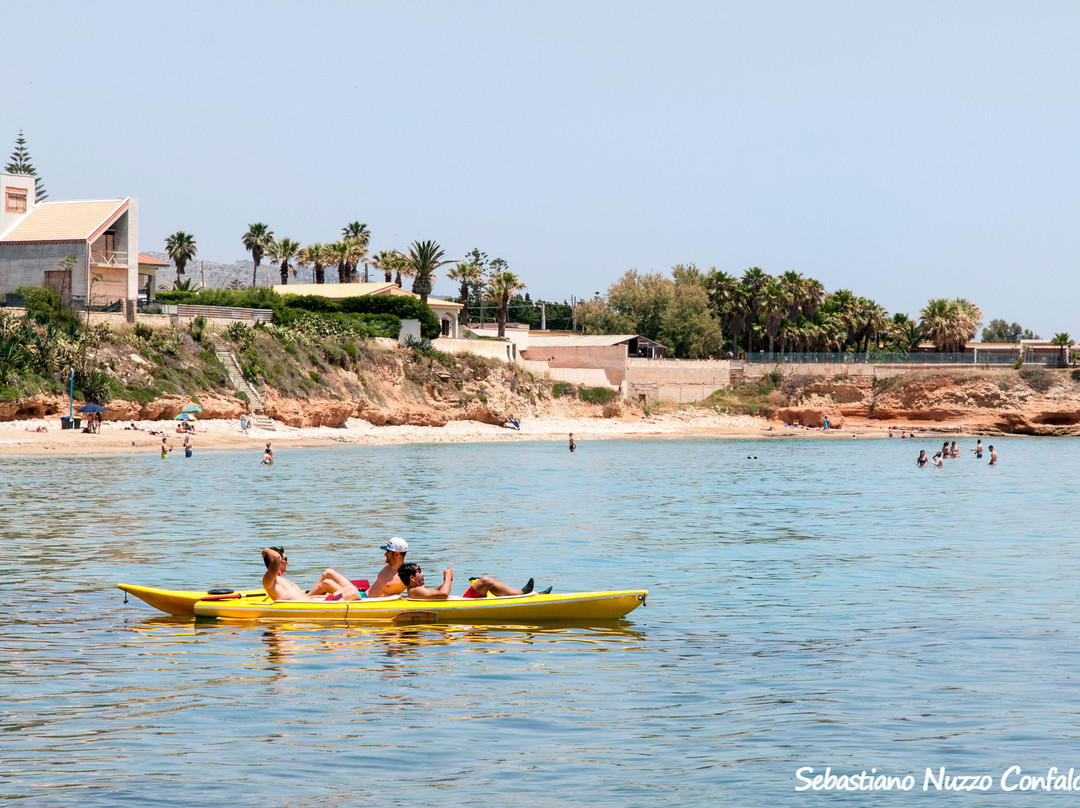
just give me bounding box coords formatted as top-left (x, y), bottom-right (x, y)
top-left (3, 435), bottom-right (1080, 806)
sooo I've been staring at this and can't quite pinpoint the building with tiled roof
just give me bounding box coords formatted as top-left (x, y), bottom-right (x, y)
top-left (0, 172), bottom-right (139, 315)
top-left (271, 281), bottom-right (464, 338)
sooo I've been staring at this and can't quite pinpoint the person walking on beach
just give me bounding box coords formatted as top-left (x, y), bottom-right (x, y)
top-left (917, 450), bottom-right (929, 467)
top-left (569, 433), bottom-right (576, 453)
top-left (183, 433), bottom-right (193, 459)
top-left (240, 414), bottom-right (248, 434)
top-left (988, 445), bottom-right (998, 466)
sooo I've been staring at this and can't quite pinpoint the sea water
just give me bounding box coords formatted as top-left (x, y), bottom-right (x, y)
top-left (2, 435), bottom-right (1080, 807)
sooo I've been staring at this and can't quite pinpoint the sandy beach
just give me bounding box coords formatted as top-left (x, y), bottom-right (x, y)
top-left (0, 411), bottom-right (950, 456)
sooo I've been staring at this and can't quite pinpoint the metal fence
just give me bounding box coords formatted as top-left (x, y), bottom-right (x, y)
top-left (743, 352), bottom-right (1064, 366)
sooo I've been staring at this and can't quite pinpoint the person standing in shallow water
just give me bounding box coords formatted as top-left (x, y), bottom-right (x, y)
top-left (972, 439), bottom-right (983, 459)
top-left (569, 433), bottom-right (576, 453)
top-left (917, 450), bottom-right (928, 467)
top-left (988, 445), bottom-right (998, 466)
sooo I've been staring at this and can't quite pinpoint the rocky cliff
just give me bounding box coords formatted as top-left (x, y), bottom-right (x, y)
top-left (768, 367), bottom-right (1080, 435)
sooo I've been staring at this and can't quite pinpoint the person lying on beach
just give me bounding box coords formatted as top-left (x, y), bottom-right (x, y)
top-left (24, 425), bottom-right (48, 433)
top-left (397, 562), bottom-right (454, 600)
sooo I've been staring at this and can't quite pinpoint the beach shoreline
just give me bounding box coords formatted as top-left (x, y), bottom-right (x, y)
top-left (0, 412), bottom-right (975, 456)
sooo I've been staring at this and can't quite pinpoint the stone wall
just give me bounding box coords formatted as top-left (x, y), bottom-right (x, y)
top-left (626, 358), bottom-right (732, 404)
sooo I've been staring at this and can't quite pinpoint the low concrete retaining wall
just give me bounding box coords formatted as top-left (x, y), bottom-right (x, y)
top-left (434, 337), bottom-right (520, 365)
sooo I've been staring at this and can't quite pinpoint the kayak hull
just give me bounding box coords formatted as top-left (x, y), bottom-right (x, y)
top-left (119, 584), bottom-right (648, 623)
top-left (118, 584), bottom-right (268, 616)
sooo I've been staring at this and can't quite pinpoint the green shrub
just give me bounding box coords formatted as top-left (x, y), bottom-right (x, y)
top-left (552, 382), bottom-right (576, 398)
top-left (134, 323), bottom-right (154, 340)
top-left (309, 370), bottom-right (322, 384)
top-left (342, 342), bottom-right (358, 361)
top-left (338, 295), bottom-right (440, 340)
top-left (579, 386), bottom-right (619, 405)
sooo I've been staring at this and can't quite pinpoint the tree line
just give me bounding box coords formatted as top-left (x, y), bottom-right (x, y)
top-left (165, 228), bottom-right (530, 337)
top-left (572, 265), bottom-right (991, 358)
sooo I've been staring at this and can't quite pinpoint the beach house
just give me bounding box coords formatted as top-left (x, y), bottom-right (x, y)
top-left (270, 281), bottom-right (463, 338)
top-left (0, 172), bottom-right (139, 317)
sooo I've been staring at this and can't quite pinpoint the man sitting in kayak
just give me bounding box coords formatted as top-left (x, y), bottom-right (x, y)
top-left (261, 547), bottom-right (359, 602)
top-left (398, 562), bottom-right (454, 600)
top-left (366, 537), bottom-right (410, 597)
top-left (398, 563), bottom-right (543, 599)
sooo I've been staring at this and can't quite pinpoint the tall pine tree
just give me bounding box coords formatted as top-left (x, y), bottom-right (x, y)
top-left (5, 130), bottom-right (48, 202)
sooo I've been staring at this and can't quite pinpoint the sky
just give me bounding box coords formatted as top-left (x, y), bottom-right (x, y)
top-left (6, 1), bottom-right (1080, 336)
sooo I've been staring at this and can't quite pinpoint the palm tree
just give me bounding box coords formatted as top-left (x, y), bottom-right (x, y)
top-left (487, 268), bottom-right (527, 337)
top-left (739, 267), bottom-right (772, 352)
top-left (919, 298), bottom-right (957, 352)
top-left (371, 250), bottom-right (401, 283)
top-left (953, 298), bottom-right (982, 351)
top-left (164, 231), bottom-right (197, 279)
top-left (342, 238), bottom-right (368, 283)
top-left (268, 237), bottom-right (301, 285)
top-left (298, 243), bottom-right (330, 284)
top-left (406, 240), bottom-right (452, 303)
top-left (448, 260), bottom-right (485, 327)
top-left (325, 241), bottom-right (349, 284)
top-left (760, 280), bottom-right (788, 354)
top-left (1051, 332), bottom-right (1073, 367)
top-left (242, 223), bottom-right (274, 287)
top-left (341, 222), bottom-right (371, 281)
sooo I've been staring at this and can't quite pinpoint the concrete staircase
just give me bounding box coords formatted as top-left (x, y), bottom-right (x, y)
top-left (209, 333), bottom-right (266, 416)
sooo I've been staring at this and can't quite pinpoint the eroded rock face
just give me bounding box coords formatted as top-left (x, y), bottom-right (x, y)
top-left (772, 407), bottom-right (844, 429)
top-left (262, 393), bottom-right (354, 428)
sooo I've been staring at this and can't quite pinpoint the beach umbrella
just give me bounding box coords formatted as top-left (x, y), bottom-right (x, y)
top-left (182, 405), bottom-right (202, 413)
top-left (78, 403), bottom-right (106, 413)
top-left (174, 412), bottom-right (195, 421)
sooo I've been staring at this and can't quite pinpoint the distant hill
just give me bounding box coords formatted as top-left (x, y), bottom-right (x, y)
top-left (144, 251), bottom-right (327, 291)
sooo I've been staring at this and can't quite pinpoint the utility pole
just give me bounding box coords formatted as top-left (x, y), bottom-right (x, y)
top-left (540, 302), bottom-right (546, 331)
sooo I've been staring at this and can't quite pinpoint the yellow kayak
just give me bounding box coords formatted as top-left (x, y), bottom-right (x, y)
top-left (118, 583), bottom-right (648, 623)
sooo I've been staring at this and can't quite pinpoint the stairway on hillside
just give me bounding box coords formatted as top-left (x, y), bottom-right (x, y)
top-left (209, 333), bottom-right (265, 415)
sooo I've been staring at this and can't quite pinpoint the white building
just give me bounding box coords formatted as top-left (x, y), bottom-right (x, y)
top-left (0, 172), bottom-right (139, 316)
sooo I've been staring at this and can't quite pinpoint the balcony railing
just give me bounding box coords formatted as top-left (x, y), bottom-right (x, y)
top-left (90, 250), bottom-right (129, 267)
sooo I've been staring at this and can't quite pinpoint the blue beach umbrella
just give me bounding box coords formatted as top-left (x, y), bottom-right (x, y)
top-left (182, 405), bottom-right (202, 413)
top-left (78, 403), bottom-right (106, 413)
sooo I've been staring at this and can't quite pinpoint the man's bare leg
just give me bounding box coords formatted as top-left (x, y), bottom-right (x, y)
top-left (308, 568), bottom-right (361, 600)
top-left (469, 576), bottom-right (524, 597)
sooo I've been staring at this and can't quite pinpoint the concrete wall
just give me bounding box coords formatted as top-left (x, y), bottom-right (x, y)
top-left (434, 337), bottom-right (520, 364)
top-left (0, 173), bottom-right (36, 237)
top-left (398, 318), bottom-right (421, 343)
top-left (523, 345), bottom-right (627, 385)
top-left (0, 242), bottom-right (88, 303)
top-left (627, 358), bottom-right (733, 404)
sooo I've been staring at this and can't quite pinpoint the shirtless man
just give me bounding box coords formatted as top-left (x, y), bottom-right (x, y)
top-left (397, 562), bottom-right (454, 600)
top-left (261, 546), bottom-right (321, 601)
top-left (367, 537), bottom-right (410, 597)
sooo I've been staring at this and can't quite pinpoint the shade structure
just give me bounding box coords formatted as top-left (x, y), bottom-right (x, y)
top-left (78, 403), bottom-right (106, 413)
top-left (182, 405), bottom-right (202, 413)
top-left (174, 413), bottom-right (196, 421)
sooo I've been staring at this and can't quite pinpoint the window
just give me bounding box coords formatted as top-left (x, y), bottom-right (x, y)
top-left (5, 187), bottom-right (27, 213)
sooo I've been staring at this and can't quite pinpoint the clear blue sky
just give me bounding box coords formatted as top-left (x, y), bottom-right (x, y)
top-left (7, 1), bottom-right (1079, 336)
